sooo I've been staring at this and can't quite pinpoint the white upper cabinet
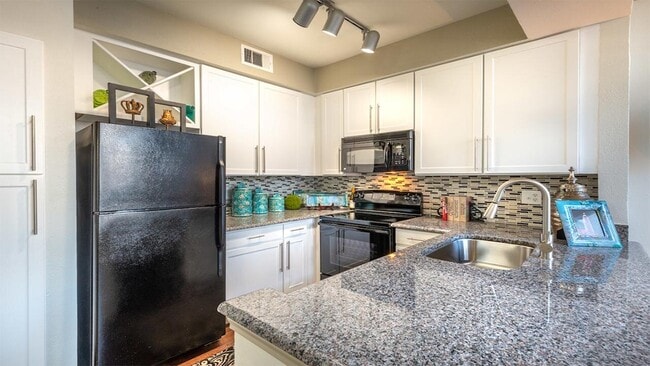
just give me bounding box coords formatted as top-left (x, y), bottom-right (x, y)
top-left (202, 66), bottom-right (315, 176)
top-left (484, 30), bottom-right (580, 174)
top-left (0, 31), bottom-right (43, 175)
top-left (74, 31), bottom-right (201, 129)
top-left (375, 73), bottom-right (415, 134)
top-left (318, 90), bottom-right (344, 175)
top-left (415, 55), bottom-right (483, 174)
top-left (343, 73), bottom-right (414, 137)
top-left (343, 82), bottom-right (376, 137)
top-left (259, 82), bottom-right (301, 175)
top-left (202, 66), bottom-right (259, 175)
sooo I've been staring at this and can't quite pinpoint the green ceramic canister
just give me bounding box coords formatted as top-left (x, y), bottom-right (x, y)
top-left (231, 182), bottom-right (252, 217)
top-left (269, 193), bottom-right (285, 212)
top-left (253, 187), bottom-right (268, 215)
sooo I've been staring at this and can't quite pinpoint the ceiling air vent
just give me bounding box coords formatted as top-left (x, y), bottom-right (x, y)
top-left (241, 45), bottom-right (273, 73)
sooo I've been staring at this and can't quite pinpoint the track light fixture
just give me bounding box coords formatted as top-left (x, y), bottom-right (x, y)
top-left (361, 30), bottom-right (380, 53)
top-left (322, 8), bottom-right (345, 37)
top-left (292, 0), bottom-right (380, 53)
top-left (293, 0), bottom-right (320, 28)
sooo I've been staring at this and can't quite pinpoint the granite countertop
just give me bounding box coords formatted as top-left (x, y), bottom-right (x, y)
top-left (226, 208), bottom-right (350, 232)
top-left (218, 217), bottom-right (650, 365)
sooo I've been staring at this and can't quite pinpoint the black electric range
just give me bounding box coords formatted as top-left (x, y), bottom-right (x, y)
top-left (319, 190), bottom-right (423, 278)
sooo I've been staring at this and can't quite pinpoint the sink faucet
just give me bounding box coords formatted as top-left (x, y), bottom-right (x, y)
top-left (482, 178), bottom-right (554, 261)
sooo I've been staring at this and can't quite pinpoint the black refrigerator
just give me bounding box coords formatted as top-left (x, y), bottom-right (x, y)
top-left (76, 122), bottom-right (226, 365)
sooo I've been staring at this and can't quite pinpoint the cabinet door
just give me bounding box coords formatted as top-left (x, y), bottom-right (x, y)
top-left (202, 66), bottom-right (260, 175)
top-left (343, 82), bottom-right (375, 137)
top-left (375, 73), bottom-right (414, 133)
top-left (415, 56), bottom-right (483, 174)
top-left (259, 83), bottom-right (300, 175)
top-left (484, 31), bottom-right (579, 173)
top-left (283, 220), bottom-right (316, 292)
top-left (0, 31), bottom-right (43, 174)
top-left (226, 227), bottom-right (283, 300)
top-left (319, 91), bottom-right (344, 175)
top-left (0, 176), bottom-right (45, 364)
top-left (297, 93), bottom-right (317, 175)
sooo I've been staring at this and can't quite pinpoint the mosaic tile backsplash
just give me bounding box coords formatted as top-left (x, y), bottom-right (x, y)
top-left (226, 173), bottom-right (598, 229)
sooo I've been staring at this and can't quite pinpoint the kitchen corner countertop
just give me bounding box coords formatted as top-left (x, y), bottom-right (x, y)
top-left (218, 216), bottom-right (650, 365)
top-left (226, 208), bottom-right (350, 232)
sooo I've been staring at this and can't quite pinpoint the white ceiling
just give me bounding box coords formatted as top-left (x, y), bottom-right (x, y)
top-left (136, 0), bottom-right (507, 68)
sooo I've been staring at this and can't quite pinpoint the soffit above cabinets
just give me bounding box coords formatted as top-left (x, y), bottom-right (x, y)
top-left (508, 0), bottom-right (632, 39)
top-left (135, 0), bottom-right (507, 68)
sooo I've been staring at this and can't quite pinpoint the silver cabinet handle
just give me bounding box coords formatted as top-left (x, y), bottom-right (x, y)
top-left (290, 227), bottom-right (305, 232)
top-left (368, 105), bottom-right (373, 133)
top-left (31, 115), bottom-right (36, 171)
top-left (376, 104), bottom-right (380, 133)
top-left (485, 136), bottom-right (491, 172)
top-left (262, 146), bottom-right (266, 173)
top-left (338, 148), bottom-right (342, 173)
top-left (474, 138), bottom-right (480, 172)
top-left (254, 145), bottom-right (259, 173)
top-left (279, 242), bottom-right (284, 272)
top-left (247, 234), bottom-right (265, 240)
top-left (286, 240), bottom-right (291, 270)
top-left (32, 179), bottom-right (38, 235)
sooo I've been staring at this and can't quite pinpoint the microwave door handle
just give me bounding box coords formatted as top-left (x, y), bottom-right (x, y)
top-left (384, 143), bottom-right (392, 168)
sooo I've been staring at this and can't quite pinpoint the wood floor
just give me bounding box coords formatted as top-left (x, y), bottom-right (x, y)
top-left (172, 326), bottom-right (234, 366)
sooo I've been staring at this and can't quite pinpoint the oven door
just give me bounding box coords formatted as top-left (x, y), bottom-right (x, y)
top-left (319, 220), bottom-right (393, 279)
top-left (341, 140), bottom-right (389, 173)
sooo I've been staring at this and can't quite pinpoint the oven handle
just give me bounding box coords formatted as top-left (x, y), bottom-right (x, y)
top-left (319, 220), bottom-right (392, 235)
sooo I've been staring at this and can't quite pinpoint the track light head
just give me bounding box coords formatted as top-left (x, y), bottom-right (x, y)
top-left (322, 8), bottom-right (345, 37)
top-left (361, 30), bottom-right (380, 53)
top-left (293, 0), bottom-right (321, 28)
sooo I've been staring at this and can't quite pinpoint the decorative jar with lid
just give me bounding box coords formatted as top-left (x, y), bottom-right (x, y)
top-left (552, 167), bottom-right (591, 237)
top-left (253, 187), bottom-right (269, 215)
top-left (231, 182), bottom-right (252, 217)
top-left (269, 193), bottom-right (285, 212)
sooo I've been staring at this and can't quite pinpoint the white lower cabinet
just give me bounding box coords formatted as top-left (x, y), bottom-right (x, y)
top-left (0, 176), bottom-right (45, 365)
top-left (395, 228), bottom-right (440, 251)
top-left (226, 219), bottom-right (316, 300)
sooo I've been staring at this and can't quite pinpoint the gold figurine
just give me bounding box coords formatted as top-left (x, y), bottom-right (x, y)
top-left (159, 109), bottom-right (177, 129)
top-left (120, 99), bottom-right (145, 124)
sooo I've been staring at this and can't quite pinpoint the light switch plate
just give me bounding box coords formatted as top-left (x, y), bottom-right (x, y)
top-left (521, 190), bottom-right (542, 205)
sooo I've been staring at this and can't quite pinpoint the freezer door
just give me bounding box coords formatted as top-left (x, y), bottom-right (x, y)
top-left (93, 207), bottom-right (225, 365)
top-left (93, 123), bottom-right (221, 211)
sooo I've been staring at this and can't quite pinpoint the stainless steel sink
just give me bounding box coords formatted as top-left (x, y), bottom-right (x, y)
top-left (426, 239), bottom-right (533, 270)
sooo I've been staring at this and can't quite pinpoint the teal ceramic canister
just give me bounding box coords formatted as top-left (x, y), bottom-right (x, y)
top-left (231, 182), bottom-right (252, 217)
top-left (269, 193), bottom-right (285, 212)
top-left (253, 187), bottom-right (269, 215)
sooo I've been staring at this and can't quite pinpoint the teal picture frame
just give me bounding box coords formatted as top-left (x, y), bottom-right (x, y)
top-left (556, 200), bottom-right (622, 248)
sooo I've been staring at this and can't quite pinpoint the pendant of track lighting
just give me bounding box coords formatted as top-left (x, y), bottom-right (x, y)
top-left (293, 0), bottom-right (321, 28)
top-left (322, 7), bottom-right (345, 37)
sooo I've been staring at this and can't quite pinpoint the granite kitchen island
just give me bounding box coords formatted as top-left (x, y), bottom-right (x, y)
top-left (217, 219), bottom-right (650, 365)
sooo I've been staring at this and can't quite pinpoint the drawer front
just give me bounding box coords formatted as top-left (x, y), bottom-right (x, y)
top-left (227, 224), bottom-right (283, 251)
top-left (284, 219), bottom-right (315, 238)
top-left (395, 229), bottom-right (441, 248)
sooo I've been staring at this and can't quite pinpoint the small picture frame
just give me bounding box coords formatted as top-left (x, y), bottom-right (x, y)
top-left (107, 83), bottom-right (155, 127)
top-left (556, 200), bottom-right (622, 248)
top-left (154, 99), bottom-right (187, 132)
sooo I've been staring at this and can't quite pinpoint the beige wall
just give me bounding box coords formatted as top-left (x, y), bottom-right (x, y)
top-left (0, 1), bottom-right (77, 365)
top-left (314, 6), bottom-right (526, 93)
top-left (74, 0), bottom-right (316, 94)
top-left (629, 0), bottom-right (650, 249)
top-left (598, 17), bottom-right (630, 226)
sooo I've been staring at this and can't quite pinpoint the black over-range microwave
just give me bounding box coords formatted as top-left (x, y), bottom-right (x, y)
top-left (341, 130), bottom-right (414, 173)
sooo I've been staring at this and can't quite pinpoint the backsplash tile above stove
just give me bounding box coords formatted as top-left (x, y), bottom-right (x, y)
top-left (226, 173), bottom-right (598, 229)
